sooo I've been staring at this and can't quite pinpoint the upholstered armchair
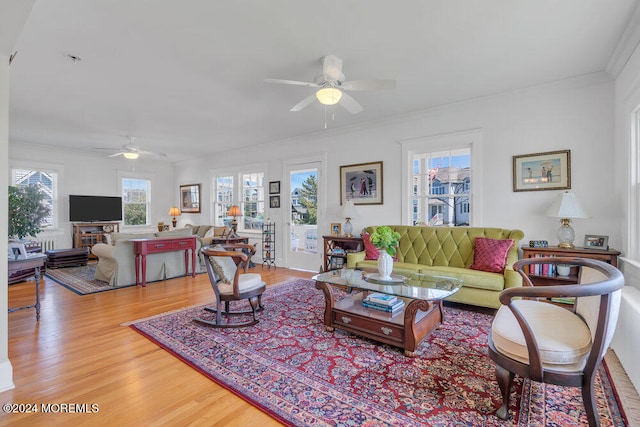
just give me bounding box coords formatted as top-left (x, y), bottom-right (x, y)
top-left (194, 244), bottom-right (265, 328)
top-left (488, 257), bottom-right (624, 427)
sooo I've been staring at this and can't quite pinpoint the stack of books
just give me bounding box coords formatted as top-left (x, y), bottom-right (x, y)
top-left (362, 293), bottom-right (405, 314)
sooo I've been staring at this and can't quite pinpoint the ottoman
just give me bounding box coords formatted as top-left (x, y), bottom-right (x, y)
top-left (46, 247), bottom-right (90, 269)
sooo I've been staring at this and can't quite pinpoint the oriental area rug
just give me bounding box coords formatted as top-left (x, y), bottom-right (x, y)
top-left (129, 279), bottom-right (627, 426)
top-left (44, 264), bottom-right (122, 295)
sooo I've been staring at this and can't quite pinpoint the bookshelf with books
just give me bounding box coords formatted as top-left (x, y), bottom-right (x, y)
top-left (520, 245), bottom-right (620, 287)
top-left (322, 235), bottom-right (363, 271)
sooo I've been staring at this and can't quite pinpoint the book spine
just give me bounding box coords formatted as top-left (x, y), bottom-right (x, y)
top-left (362, 301), bottom-right (404, 313)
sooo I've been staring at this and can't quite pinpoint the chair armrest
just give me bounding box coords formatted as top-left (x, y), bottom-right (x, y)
top-left (347, 251), bottom-right (366, 269)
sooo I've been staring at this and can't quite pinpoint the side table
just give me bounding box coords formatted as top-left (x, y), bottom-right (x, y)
top-left (132, 236), bottom-right (197, 287)
top-left (8, 254), bottom-right (47, 320)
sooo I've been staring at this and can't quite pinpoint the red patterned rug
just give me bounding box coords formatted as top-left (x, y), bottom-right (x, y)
top-left (129, 279), bottom-right (626, 426)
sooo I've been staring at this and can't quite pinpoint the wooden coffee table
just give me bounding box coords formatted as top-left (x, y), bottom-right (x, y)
top-left (313, 270), bottom-right (462, 357)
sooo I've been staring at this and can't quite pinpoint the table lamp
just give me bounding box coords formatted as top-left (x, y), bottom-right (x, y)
top-left (338, 200), bottom-right (358, 237)
top-left (545, 191), bottom-right (589, 248)
top-left (228, 205), bottom-right (242, 233)
top-left (168, 206), bottom-right (181, 227)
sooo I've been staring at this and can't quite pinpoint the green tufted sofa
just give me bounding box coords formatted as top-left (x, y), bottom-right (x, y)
top-left (346, 225), bottom-right (525, 309)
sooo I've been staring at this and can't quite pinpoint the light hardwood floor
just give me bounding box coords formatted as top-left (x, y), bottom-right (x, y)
top-left (2, 265), bottom-right (313, 426)
top-left (2, 266), bottom-right (639, 426)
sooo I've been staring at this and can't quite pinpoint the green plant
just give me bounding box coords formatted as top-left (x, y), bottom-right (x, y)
top-left (8, 185), bottom-right (51, 239)
top-left (369, 226), bottom-right (401, 256)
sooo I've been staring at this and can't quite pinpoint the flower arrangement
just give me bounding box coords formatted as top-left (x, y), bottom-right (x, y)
top-left (369, 226), bottom-right (401, 256)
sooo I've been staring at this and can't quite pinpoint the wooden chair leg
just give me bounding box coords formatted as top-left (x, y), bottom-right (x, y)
top-left (248, 296), bottom-right (260, 321)
top-left (495, 364), bottom-right (514, 420)
top-left (582, 371), bottom-right (600, 427)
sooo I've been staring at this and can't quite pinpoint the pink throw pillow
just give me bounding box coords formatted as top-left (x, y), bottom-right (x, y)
top-left (362, 232), bottom-right (398, 261)
top-left (470, 237), bottom-right (514, 274)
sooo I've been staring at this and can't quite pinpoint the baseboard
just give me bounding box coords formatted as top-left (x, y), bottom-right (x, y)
top-left (0, 359), bottom-right (15, 392)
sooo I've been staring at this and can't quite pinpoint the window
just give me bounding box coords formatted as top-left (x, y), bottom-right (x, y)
top-left (411, 148), bottom-right (471, 226)
top-left (214, 175), bottom-right (234, 226)
top-left (241, 172), bottom-right (264, 230)
top-left (122, 178), bottom-right (151, 226)
top-left (213, 170), bottom-right (265, 231)
top-left (12, 168), bottom-right (57, 228)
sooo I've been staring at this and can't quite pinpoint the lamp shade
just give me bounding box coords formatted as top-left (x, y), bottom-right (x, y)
top-left (228, 205), bottom-right (241, 217)
top-left (316, 87), bottom-right (342, 106)
top-left (545, 191), bottom-right (589, 219)
top-left (168, 206), bottom-right (181, 216)
top-left (338, 200), bottom-right (358, 219)
top-left (123, 152), bottom-right (139, 160)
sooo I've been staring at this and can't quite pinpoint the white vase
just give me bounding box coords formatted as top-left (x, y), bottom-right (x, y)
top-left (377, 251), bottom-right (393, 280)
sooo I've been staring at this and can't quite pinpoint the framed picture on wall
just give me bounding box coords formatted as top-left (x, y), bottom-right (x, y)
top-left (270, 195), bottom-right (281, 208)
top-left (269, 181), bottom-right (280, 194)
top-left (340, 161), bottom-right (383, 205)
top-left (180, 183), bottom-right (201, 213)
top-left (513, 150), bottom-right (571, 192)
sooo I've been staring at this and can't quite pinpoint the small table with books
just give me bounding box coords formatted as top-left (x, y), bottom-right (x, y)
top-left (312, 269), bottom-right (463, 357)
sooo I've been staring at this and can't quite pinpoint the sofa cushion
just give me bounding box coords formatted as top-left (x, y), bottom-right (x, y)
top-left (111, 232), bottom-right (156, 243)
top-left (208, 244), bottom-right (237, 284)
top-left (418, 266), bottom-right (505, 292)
top-left (470, 237), bottom-right (514, 274)
top-left (156, 227), bottom-right (192, 238)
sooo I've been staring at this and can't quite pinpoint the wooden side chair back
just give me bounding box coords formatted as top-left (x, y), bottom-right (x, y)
top-left (194, 243), bottom-right (265, 328)
top-left (488, 257), bottom-right (624, 427)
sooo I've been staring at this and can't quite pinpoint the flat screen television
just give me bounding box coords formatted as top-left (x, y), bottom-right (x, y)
top-left (69, 195), bottom-right (122, 222)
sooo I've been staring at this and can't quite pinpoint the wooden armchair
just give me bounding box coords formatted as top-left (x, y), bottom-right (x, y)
top-left (194, 243), bottom-right (265, 328)
top-left (488, 257), bottom-right (624, 427)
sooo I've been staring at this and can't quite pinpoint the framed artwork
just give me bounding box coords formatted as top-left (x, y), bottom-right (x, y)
top-left (180, 184), bottom-right (201, 213)
top-left (330, 223), bottom-right (342, 236)
top-left (340, 161), bottom-right (383, 205)
top-left (584, 234), bottom-right (609, 250)
top-left (8, 242), bottom-right (27, 260)
top-left (269, 181), bottom-right (280, 194)
top-left (270, 195), bottom-right (281, 208)
top-left (513, 150), bottom-right (571, 192)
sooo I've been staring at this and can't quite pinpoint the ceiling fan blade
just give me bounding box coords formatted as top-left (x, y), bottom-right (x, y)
top-left (137, 149), bottom-right (167, 157)
top-left (290, 94), bottom-right (317, 112)
top-left (322, 55), bottom-right (343, 82)
top-left (108, 152), bottom-right (124, 158)
top-left (264, 78), bottom-right (319, 88)
top-left (341, 79), bottom-right (396, 91)
top-left (338, 92), bottom-right (363, 114)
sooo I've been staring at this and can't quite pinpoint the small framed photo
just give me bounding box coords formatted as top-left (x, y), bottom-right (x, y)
top-left (269, 181), bottom-right (280, 194)
top-left (269, 195), bottom-right (281, 208)
top-left (584, 234), bottom-right (609, 250)
top-left (331, 223), bottom-right (342, 236)
top-left (513, 150), bottom-right (571, 192)
top-left (180, 183), bottom-right (201, 213)
top-left (8, 242), bottom-right (28, 260)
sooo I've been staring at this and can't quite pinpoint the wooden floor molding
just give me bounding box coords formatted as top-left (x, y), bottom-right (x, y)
top-left (2, 267), bottom-right (639, 425)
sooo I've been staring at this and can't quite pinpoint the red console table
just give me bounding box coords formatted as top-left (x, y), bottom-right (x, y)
top-left (132, 236), bottom-right (197, 287)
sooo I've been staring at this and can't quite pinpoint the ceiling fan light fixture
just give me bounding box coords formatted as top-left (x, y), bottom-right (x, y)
top-left (123, 152), bottom-right (139, 160)
top-left (316, 87), bottom-right (342, 105)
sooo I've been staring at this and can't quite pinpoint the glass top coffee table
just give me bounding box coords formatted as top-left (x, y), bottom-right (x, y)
top-left (312, 269), bottom-right (463, 357)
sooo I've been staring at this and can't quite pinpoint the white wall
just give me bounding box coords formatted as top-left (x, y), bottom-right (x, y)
top-left (175, 72), bottom-right (618, 259)
top-left (8, 143), bottom-right (176, 248)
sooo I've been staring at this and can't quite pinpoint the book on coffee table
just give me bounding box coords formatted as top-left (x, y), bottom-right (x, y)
top-left (364, 293), bottom-right (398, 306)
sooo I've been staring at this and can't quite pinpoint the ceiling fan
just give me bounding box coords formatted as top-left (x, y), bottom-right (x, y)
top-left (92, 137), bottom-right (167, 160)
top-left (264, 55), bottom-right (395, 114)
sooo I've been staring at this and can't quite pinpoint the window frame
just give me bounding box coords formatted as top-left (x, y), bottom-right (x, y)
top-left (10, 161), bottom-right (63, 231)
top-left (212, 164), bottom-right (266, 233)
top-left (400, 130), bottom-right (483, 226)
top-left (118, 171), bottom-right (153, 229)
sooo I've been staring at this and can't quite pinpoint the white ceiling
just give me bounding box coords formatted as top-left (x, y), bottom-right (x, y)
top-left (7, 0), bottom-right (639, 162)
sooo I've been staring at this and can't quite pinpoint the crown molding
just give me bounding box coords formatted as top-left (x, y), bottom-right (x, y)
top-left (607, 2), bottom-right (640, 78)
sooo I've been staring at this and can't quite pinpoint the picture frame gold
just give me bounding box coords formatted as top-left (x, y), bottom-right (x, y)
top-left (330, 223), bottom-right (342, 236)
top-left (340, 161), bottom-right (383, 205)
top-left (180, 184), bottom-right (201, 213)
top-left (513, 150), bottom-right (571, 192)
